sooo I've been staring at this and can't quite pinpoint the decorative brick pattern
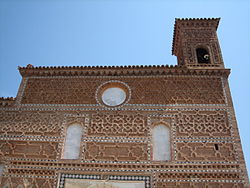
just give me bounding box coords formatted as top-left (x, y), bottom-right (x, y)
top-left (7, 169), bottom-right (55, 176)
top-left (0, 141), bottom-right (58, 159)
top-left (183, 29), bottom-right (215, 40)
top-left (176, 142), bottom-right (236, 162)
top-left (89, 113), bottom-right (147, 137)
top-left (0, 111), bottom-right (63, 137)
top-left (85, 142), bottom-right (148, 161)
top-left (126, 77), bottom-right (225, 105)
top-left (157, 172), bottom-right (240, 179)
top-left (0, 177), bottom-right (54, 188)
top-left (22, 77), bottom-right (100, 104)
top-left (0, 18), bottom-right (249, 188)
top-left (155, 182), bottom-right (244, 188)
top-left (175, 110), bottom-right (230, 137)
top-left (20, 76), bottom-right (226, 105)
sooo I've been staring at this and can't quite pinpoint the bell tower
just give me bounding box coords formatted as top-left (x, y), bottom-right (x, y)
top-left (172, 18), bottom-right (224, 68)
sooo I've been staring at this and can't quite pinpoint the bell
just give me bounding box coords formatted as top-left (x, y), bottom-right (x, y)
top-left (204, 54), bottom-right (209, 60)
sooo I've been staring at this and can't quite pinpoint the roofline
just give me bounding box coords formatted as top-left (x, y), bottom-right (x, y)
top-left (18, 64), bottom-right (180, 70)
top-left (18, 64), bottom-right (230, 78)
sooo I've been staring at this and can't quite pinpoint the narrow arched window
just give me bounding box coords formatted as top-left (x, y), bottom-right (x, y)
top-left (196, 48), bottom-right (210, 64)
top-left (152, 124), bottom-right (170, 161)
top-left (62, 124), bottom-right (82, 159)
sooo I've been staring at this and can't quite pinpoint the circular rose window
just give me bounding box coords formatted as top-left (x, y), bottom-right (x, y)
top-left (96, 81), bottom-right (131, 107)
top-left (102, 87), bottom-right (126, 106)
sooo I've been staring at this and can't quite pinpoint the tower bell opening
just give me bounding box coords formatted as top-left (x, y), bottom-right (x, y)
top-left (196, 48), bottom-right (210, 64)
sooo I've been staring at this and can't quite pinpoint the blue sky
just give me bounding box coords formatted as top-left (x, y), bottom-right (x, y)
top-left (0, 0), bottom-right (249, 175)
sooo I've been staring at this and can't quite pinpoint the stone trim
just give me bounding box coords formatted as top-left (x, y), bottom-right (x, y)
top-left (0, 106), bottom-right (231, 112)
top-left (157, 179), bottom-right (244, 183)
top-left (2, 174), bottom-right (55, 179)
top-left (57, 173), bottom-right (151, 188)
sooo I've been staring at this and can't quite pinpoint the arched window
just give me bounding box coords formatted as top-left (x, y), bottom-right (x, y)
top-left (62, 124), bottom-right (82, 159)
top-left (152, 124), bottom-right (170, 161)
top-left (196, 48), bottom-right (210, 64)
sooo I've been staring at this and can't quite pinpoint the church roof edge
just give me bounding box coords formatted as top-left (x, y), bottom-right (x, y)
top-left (18, 64), bottom-right (230, 77)
top-left (18, 64), bottom-right (180, 70)
top-left (0, 97), bottom-right (15, 107)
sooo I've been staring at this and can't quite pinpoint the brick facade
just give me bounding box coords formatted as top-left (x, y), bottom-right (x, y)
top-left (0, 18), bottom-right (249, 187)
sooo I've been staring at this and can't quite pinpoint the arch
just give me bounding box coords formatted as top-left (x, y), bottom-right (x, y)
top-left (152, 124), bottom-right (171, 161)
top-left (196, 47), bottom-right (210, 64)
top-left (62, 124), bottom-right (82, 159)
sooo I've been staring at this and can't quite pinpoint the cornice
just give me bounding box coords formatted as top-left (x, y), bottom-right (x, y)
top-left (0, 97), bottom-right (15, 107)
top-left (18, 64), bottom-right (230, 77)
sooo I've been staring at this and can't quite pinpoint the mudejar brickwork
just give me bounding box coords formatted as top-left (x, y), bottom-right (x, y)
top-left (0, 18), bottom-right (249, 187)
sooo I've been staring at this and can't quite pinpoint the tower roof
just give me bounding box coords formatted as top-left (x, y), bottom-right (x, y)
top-left (172, 18), bottom-right (220, 56)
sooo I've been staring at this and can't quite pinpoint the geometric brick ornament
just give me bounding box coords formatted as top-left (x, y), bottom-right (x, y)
top-left (0, 18), bottom-right (249, 188)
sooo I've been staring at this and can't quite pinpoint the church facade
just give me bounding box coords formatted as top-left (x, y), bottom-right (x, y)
top-left (0, 18), bottom-right (249, 187)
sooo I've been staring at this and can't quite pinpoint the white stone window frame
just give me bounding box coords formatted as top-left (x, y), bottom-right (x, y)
top-left (62, 124), bottom-right (83, 160)
top-left (151, 122), bottom-right (172, 161)
top-left (95, 80), bottom-right (131, 108)
top-left (0, 163), bottom-right (4, 176)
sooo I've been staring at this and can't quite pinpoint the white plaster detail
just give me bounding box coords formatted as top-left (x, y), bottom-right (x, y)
top-left (152, 124), bottom-right (170, 161)
top-left (95, 80), bottom-right (131, 108)
top-left (65, 179), bottom-right (145, 188)
top-left (63, 124), bottom-right (82, 159)
top-left (102, 87), bottom-right (126, 106)
top-left (0, 164), bottom-right (4, 176)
